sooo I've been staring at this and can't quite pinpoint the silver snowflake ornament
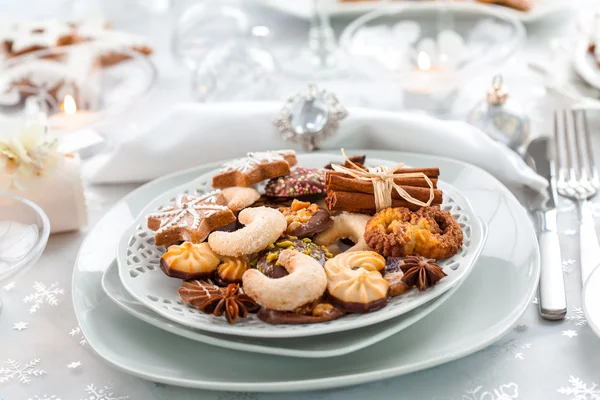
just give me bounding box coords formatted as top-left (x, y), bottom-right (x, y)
top-left (274, 84), bottom-right (348, 152)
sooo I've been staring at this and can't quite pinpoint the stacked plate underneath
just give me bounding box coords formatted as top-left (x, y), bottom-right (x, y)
top-left (73, 150), bottom-right (540, 392)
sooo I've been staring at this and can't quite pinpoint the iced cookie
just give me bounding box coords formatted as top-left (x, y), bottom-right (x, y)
top-left (147, 191), bottom-right (235, 246)
top-left (212, 150), bottom-right (297, 189)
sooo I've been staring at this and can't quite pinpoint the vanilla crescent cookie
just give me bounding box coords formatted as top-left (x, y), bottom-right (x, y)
top-left (242, 250), bottom-right (328, 311)
top-left (208, 207), bottom-right (287, 257)
top-left (314, 212), bottom-right (371, 252)
top-left (221, 186), bottom-right (261, 212)
top-left (324, 253), bottom-right (390, 313)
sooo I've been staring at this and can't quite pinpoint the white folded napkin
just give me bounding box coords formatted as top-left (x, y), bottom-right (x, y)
top-left (84, 102), bottom-right (546, 192)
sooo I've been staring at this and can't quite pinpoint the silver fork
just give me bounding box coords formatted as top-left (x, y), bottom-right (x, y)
top-left (554, 109), bottom-right (600, 285)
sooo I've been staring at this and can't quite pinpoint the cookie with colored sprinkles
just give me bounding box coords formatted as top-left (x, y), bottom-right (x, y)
top-left (264, 167), bottom-right (326, 198)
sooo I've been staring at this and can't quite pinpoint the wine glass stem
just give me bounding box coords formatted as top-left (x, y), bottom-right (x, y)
top-left (309, 0), bottom-right (337, 68)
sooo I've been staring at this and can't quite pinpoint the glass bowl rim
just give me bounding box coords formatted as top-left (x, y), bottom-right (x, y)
top-left (339, 2), bottom-right (526, 80)
top-left (0, 191), bottom-right (51, 282)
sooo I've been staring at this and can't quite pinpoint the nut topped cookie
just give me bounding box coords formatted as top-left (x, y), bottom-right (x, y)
top-left (279, 200), bottom-right (332, 238)
top-left (147, 191), bottom-right (235, 246)
top-left (212, 150), bottom-right (297, 189)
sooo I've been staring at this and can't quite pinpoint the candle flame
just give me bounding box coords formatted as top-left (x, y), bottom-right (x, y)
top-left (417, 51), bottom-right (431, 71)
top-left (61, 95), bottom-right (77, 115)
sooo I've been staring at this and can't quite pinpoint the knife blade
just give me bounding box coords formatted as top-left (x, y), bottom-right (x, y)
top-left (526, 136), bottom-right (567, 320)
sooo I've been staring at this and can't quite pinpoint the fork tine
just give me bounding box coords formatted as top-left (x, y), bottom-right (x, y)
top-left (572, 109), bottom-right (587, 181)
top-left (581, 110), bottom-right (600, 188)
top-left (562, 109), bottom-right (577, 183)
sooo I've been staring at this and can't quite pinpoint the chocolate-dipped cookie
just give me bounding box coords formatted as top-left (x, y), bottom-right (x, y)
top-left (250, 237), bottom-right (333, 279)
top-left (160, 242), bottom-right (219, 280)
top-left (264, 167), bottom-right (325, 198)
top-left (257, 298), bottom-right (345, 324)
top-left (279, 200), bottom-right (333, 238)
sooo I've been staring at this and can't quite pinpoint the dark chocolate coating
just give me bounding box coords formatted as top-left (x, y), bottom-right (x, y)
top-left (329, 295), bottom-right (388, 314)
top-left (159, 258), bottom-right (213, 280)
top-left (251, 238), bottom-right (331, 279)
top-left (288, 209), bottom-right (333, 238)
top-left (257, 305), bottom-right (345, 324)
top-left (264, 167), bottom-right (326, 198)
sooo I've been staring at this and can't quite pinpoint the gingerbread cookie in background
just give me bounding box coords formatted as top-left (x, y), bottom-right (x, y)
top-left (147, 191), bottom-right (235, 246)
top-left (212, 150), bottom-right (297, 188)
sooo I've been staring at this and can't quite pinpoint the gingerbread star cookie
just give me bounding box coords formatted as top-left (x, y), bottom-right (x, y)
top-left (212, 150), bottom-right (297, 189)
top-left (147, 191), bottom-right (235, 246)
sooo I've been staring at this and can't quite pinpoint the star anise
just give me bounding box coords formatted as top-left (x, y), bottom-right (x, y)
top-left (178, 280), bottom-right (259, 324)
top-left (399, 255), bottom-right (447, 291)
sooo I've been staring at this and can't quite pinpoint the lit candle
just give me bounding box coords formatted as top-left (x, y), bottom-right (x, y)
top-left (48, 94), bottom-right (93, 132)
top-left (402, 51), bottom-right (456, 114)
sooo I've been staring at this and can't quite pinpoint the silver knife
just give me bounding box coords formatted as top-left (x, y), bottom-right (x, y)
top-left (525, 137), bottom-right (567, 320)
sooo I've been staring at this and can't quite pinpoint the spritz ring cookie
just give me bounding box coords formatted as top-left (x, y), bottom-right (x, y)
top-left (208, 207), bottom-right (287, 257)
top-left (242, 250), bottom-right (328, 311)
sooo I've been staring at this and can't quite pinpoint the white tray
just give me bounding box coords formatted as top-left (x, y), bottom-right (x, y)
top-left (116, 153), bottom-right (485, 338)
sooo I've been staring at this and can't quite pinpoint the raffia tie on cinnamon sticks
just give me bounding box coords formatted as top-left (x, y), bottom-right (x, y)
top-left (330, 149), bottom-right (436, 213)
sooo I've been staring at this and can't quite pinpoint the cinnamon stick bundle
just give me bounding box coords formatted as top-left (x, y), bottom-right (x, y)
top-left (326, 191), bottom-right (442, 214)
top-left (327, 171), bottom-right (438, 191)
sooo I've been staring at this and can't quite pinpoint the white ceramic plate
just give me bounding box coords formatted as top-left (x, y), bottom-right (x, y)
top-left (102, 257), bottom-right (466, 358)
top-left (116, 154), bottom-right (485, 338)
top-left (583, 265), bottom-right (600, 339)
top-left (262, 0), bottom-right (575, 23)
top-left (73, 150), bottom-right (539, 392)
top-left (574, 39), bottom-right (600, 90)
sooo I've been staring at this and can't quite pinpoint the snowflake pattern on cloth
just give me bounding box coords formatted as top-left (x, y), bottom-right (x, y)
top-left (558, 376), bottom-right (600, 399)
top-left (28, 396), bottom-right (61, 400)
top-left (69, 327), bottom-right (87, 346)
top-left (80, 383), bottom-right (128, 400)
top-left (23, 282), bottom-right (64, 314)
top-left (434, 382), bottom-right (519, 400)
top-left (0, 358), bottom-right (46, 384)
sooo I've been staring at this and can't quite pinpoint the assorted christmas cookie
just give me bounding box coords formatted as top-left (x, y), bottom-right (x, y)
top-left (251, 237), bottom-right (333, 279)
top-left (212, 150), bottom-right (297, 188)
top-left (264, 167), bottom-right (326, 198)
top-left (160, 242), bottom-right (219, 280)
top-left (364, 207), bottom-right (463, 258)
top-left (278, 200), bottom-right (332, 238)
top-left (141, 149), bottom-right (465, 325)
top-left (243, 250), bottom-right (328, 311)
top-left (257, 297), bottom-right (345, 324)
top-left (147, 191), bottom-right (235, 246)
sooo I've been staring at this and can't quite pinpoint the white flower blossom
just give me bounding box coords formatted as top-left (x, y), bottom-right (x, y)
top-left (0, 117), bottom-right (61, 189)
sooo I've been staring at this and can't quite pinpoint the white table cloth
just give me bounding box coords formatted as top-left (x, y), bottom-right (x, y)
top-left (2, 1), bottom-right (600, 399)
